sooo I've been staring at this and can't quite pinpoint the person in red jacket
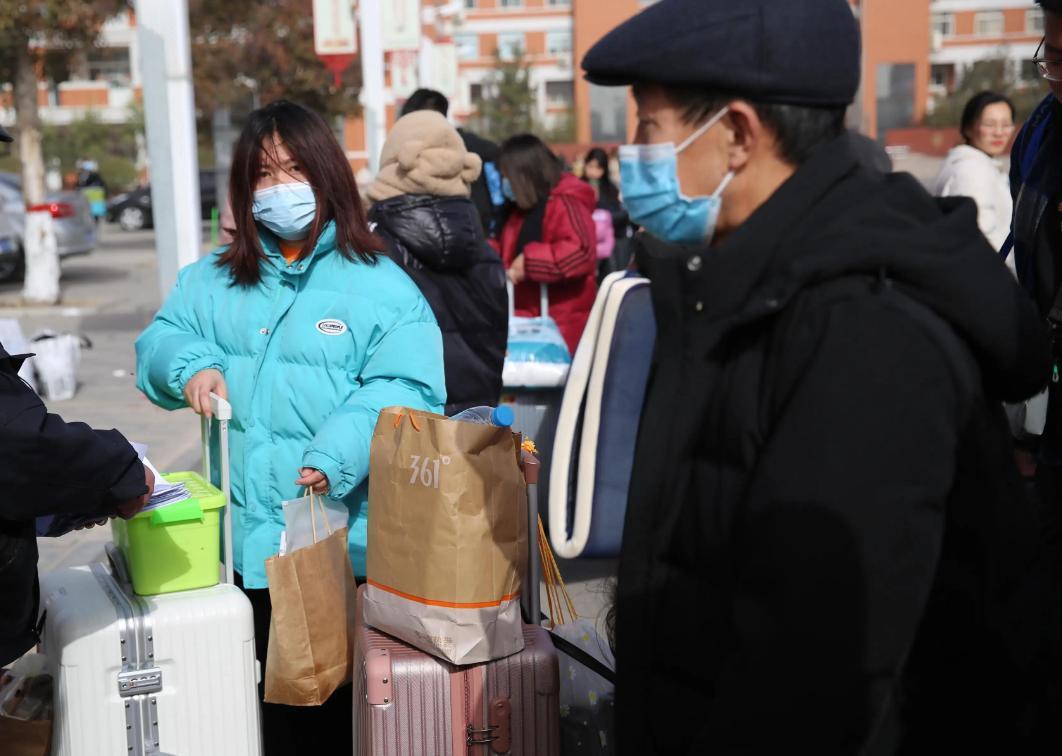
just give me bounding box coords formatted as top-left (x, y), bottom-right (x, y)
top-left (496, 134), bottom-right (597, 353)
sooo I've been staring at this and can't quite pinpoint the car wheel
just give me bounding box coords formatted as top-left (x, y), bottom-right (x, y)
top-left (118, 206), bottom-right (146, 231)
top-left (0, 248), bottom-right (24, 283)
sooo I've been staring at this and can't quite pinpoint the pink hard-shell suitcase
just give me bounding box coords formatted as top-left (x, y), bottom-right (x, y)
top-left (353, 456), bottom-right (560, 755)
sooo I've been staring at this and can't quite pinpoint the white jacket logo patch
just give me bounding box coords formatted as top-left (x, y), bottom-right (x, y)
top-left (316, 319), bottom-right (348, 336)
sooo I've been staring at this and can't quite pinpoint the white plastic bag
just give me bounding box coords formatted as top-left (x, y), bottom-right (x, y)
top-left (279, 492), bottom-right (349, 556)
top-left (30, 331), bottom-right (87, 401)
top-left (503, 282), bottom-right (571, 388)
top-left (0, 318), bottom-right (37, 391)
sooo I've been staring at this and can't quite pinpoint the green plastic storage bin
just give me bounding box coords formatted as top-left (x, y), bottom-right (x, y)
top-left (111, 471), bottom-right (226, 596)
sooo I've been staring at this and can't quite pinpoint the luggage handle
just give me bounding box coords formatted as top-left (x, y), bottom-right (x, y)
top-left (105, 542), bottom-right (133, 587)
top-left (506, 280), bottom-right (550, 320)
top-left (521, 451), bottom-right (542, 626)
top-left (201, 392), bottom-right (234, 585)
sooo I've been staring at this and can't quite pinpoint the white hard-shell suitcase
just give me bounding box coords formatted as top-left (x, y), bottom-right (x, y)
top-left (39, 394), bottom-right (263, 755)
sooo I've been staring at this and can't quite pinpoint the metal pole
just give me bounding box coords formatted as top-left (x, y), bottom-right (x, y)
top-left (359, 0), bottom-right (386, 174)
top-left (135, 0), bottom-right (202, 300)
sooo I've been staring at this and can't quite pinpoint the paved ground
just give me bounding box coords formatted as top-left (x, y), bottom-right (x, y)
top-left (5, 225), bottom-right (616, 626)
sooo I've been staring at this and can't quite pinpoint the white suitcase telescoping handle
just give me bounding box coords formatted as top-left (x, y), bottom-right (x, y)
top-left (201, 392), bottom-right (234, 585)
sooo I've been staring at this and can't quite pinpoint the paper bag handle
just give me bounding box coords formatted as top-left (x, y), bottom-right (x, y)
top-left (304, 488), bottom-right (335, 544)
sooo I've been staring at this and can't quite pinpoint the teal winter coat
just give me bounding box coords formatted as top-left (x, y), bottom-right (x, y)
top-left (135, 223), bottom-right (446, 587)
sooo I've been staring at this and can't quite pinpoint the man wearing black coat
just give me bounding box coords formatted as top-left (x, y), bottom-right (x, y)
top-left (583, 0), bottom-right (1054, 752)
top-left (1, 340), bottom-right (153, 666)
top-left (0, 120), bottom-right (153, 666)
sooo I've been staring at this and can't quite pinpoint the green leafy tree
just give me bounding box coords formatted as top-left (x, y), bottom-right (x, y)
top-left (468, 48), bottom-right (538, 142)
top-left (43, 107), bottom-right (143, 191)
top-left (0, 0), bottom-right (126, 303)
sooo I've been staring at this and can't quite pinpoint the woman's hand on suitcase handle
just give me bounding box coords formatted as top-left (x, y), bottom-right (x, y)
top-left (184, 368), bottom-right (228, 417)
top-left (295, 467), bottom-right (330, 495)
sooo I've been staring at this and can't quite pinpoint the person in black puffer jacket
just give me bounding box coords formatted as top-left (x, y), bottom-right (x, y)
top-left (366, 110), bottom-right (507, 415)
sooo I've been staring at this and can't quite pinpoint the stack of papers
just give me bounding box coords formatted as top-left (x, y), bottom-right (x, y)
top-left (133, 444), bottom-right (192, 512)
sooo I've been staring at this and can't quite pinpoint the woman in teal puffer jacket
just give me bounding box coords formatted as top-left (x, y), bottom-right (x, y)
top-left (135, 100), bottom-right (445, 752)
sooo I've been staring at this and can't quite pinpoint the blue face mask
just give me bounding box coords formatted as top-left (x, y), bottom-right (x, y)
top-left (619, 107), bottom-right (734, 245)
top-left (501, 177), bottom-right (516, 203)
top-left (252, 182), bottom-right (317, 241)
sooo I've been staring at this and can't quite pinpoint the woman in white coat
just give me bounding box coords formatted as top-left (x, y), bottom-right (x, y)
top-left (933, 91), bottom-right (1016, 269)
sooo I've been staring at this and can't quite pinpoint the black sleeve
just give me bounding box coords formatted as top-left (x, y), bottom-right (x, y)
top-left (691, 299), bottom-right (959, 753)
top-left (0, 370), bottom-right (147, 521)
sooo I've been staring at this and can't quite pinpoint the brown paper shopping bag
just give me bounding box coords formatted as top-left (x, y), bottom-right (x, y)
top-left (264, 492), bottom-right (357, 706)
top-left (364, 407), bottom-right (528, 665)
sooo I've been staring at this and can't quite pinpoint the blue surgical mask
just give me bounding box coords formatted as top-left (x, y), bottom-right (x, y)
top-left (501, 177), bottom-right (516, 203)
top-left (252, 182), bottom-right (317, 240)
top-left (619, 107), bottom-right (733, 245)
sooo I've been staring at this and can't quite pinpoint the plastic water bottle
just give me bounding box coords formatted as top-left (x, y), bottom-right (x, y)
top-left (450, 405), bottom-right (515, 427)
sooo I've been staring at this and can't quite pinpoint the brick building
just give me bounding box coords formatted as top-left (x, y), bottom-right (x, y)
top-left (0, 10), bottom-right (141, 129)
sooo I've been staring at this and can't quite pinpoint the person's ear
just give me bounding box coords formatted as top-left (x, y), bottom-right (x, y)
top-left (723, 101), bottom-right (768, 172)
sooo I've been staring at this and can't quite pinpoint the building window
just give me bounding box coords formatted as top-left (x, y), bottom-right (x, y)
top-left (499, 0), bottom-right (523, 8)
top-left (1028, 9), bottom-right (1045, 34)
top-left (931, 13), bottom-right (954, 38)
top-left (545, 80), bottom-right (574, 109)
top-left (548, 0), bottom-right (571, 5)
top-left (464, 0), bottom-right (476, 8)
top-left (86, 47), bottom-right (131, 86)
top-left (930, 63), bottom-right (954, 90)
top-left (455, 33), bottom-right (478, 60)
top-left (470, 83), bottom-right (484, 102)
top-left (497, 32), bottom-right (524, 61)
top-left (974, 11), bottom-right (1004, 37)
top-left (546, 30), bottom-right (571, 57)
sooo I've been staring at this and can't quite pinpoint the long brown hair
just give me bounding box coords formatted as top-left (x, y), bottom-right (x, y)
top-left (219, 100), bottom-right (380, 285)
top-left (497, 133), bottom-right (561, 210)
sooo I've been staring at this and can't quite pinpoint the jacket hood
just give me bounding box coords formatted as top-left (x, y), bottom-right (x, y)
top-left (644, 136), bottom-right (1050, 402)
top-left (939, 143), bottom-right (1005, 173)
top-left (369, 194), bottom-right (487, 271)
top-left (551, 172), bottom-right (598, 211)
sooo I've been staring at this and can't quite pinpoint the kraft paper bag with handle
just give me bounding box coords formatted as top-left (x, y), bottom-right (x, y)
top-left (364, 406), bottom-right (528, 665)
top-left (264, 491), bottom-right (358, 706)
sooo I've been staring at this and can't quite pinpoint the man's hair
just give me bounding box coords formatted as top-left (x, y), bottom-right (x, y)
top-left (657, 85), bottom-right (847, 166)
top-left (401, 89), bottom-right (449, 118)
top-left (1037, 0), bottom-right (1062, 13)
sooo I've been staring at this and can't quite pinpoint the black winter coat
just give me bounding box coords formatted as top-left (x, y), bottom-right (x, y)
top-left (0, 341), bottom-right (147, 666)
top-left (369, 194), bottom-right (507, 415)
top-left (458, 128), bottom-right (500, 236)
top-left (616, 137), bottom-right (1054, 754)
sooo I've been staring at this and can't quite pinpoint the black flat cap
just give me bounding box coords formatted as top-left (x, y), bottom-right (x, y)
top-left (0, 124), bottom-right (12, 143)
top-left (582, 0), bottom-right (860, 107)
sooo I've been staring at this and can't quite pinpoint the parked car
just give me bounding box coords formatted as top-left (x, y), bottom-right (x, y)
top-left (0, 173), bottom-right (97, 283)
top-left (107, 171), bottom-right (218, 231)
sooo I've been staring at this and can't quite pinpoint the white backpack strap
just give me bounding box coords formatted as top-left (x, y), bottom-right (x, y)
top-left (549, 271), bottom-right (628, 558)
top-left (506, 279), bottom-right (515, 320)
top-left (540, 283), bottom-right (549, 319)
top-left (571, 278), bottom-right (647, 554)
